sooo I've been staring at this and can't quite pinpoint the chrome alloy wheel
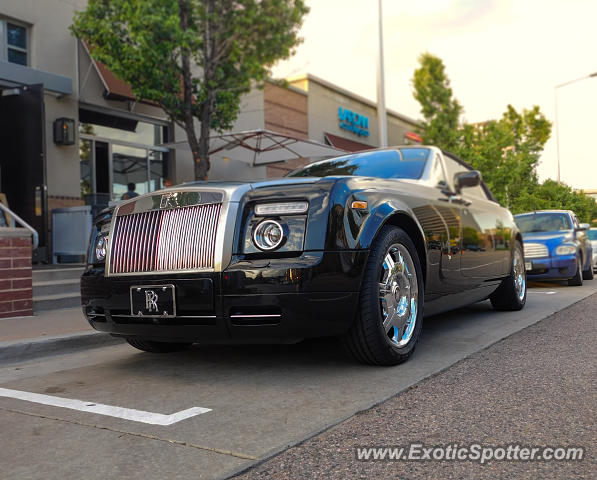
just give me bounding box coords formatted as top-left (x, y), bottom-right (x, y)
top-left (513, 248), bottom-right (526, 301)
top-left (379, 243), bottom-right (419, 348)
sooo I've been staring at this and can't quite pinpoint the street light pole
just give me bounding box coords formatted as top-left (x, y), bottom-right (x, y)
top-left (376, 0), bottom-right (388, 148)
top-left (554, 71), bottom-right (597, 183)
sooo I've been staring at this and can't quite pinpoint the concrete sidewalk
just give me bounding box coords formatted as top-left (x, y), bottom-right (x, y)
top-left (0, 308), bottom-right (121, 365)
top-left (0, 308), bottom-right (91, 342)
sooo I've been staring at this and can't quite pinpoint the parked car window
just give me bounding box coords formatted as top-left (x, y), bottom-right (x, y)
top-left (443, 156), bottom-right (487, 200)
top-left (288, 148), bottom-right (430, 180)
top-left (515, 213), bottom-right (573, 233)
top-left (587, 230), bottom-right (597, 240)
top-left (432, 154), bottom-right (448, 188)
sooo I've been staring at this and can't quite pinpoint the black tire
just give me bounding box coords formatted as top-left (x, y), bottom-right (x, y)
top-left (126, 338), bottom-right (192, 353)
top-left (582, 262), bottom-right (594, 280)
top-left (490, 241), bottom-right (527, 311)
top-left (568, 255), bottom-right (583, 286)
top-left (343, 225), bottom-right (424, 366)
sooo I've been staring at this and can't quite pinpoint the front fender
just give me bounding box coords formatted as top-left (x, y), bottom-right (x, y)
top-left (356, 201), bottom-right (426, 250)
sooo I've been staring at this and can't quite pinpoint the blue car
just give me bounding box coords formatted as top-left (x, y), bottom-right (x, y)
top-left (514, 210), bottom-right (594, 286)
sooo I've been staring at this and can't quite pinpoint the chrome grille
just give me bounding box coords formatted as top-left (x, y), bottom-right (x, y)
top-left (109, 203), bottom-right (222, 274)
top-left (523, 242), bottom-right (549, 259)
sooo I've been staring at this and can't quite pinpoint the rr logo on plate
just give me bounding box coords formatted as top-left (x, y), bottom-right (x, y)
top-left (145, 290), bottom-right (158, 312)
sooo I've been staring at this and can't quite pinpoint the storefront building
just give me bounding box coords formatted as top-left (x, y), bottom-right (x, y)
top-left (0, 0), bottom-right (419, 262)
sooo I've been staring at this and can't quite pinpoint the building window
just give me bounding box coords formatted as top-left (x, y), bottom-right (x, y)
top-left (1, 19), bottom-right (28, 66)
top-left (79, 109), bottom-right (172, 202)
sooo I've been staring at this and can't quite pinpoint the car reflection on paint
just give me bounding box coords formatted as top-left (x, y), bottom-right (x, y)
top-left (514, 210), bottom-right (594, 286)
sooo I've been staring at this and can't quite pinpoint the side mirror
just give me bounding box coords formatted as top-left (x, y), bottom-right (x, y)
top-left (578, 223), bottom-right (590, 231)
top-left (454, 170), bottom-right (482, 193)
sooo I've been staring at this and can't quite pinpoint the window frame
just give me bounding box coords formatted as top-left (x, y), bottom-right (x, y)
top-left (0, 18), bottom-right (29, 66)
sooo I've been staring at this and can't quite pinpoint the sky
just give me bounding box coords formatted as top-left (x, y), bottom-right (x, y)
top-left (271, 0), bottom-right (597, 190)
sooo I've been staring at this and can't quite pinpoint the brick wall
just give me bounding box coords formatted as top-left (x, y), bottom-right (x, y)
top-left (266, 157), bottom-right (314, 179)
top-left (264, 83), bottom-right (308, 139)
top-left (0, 230), bottom-right (33, 318)
top-left (264, 83), bottom-right (309, 178)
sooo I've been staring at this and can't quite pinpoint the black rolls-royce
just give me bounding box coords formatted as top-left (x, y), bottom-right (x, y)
top-left (81, 146), bottom-right (526, 365)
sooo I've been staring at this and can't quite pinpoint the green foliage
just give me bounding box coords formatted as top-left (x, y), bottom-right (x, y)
top-left (410, 53), bottom-right (597, 220)
top-left (412, 53), bottom-right (463, 150)
top-left (72, 0), bottom-right (308, 179)
top-left (454, 105), bottom-right (552, 211)
top-left (517, 180), bottom-right (597, 224)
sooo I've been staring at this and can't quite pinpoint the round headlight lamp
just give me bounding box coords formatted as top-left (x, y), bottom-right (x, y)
top-left (95, 234), bottom-right (107, 262)
top-left (555, 245), bottom-right (576, 256)
top-left (253, 220), bottom-right (284, 251)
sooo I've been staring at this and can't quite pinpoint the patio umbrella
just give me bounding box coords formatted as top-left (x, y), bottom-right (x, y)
top-left (163, 129), bottom-right (347, 166)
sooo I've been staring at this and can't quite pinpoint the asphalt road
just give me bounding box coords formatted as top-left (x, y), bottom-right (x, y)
top-left (0, 280), bottom-right (596, 479)
top-left (237, 291), bottom-right (597, 480)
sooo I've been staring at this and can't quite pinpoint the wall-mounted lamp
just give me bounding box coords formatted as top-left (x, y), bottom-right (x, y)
top-left (53, 117), bottom-right (75, 145)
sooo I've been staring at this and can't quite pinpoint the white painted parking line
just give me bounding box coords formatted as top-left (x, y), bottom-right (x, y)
top-left (528, 291), bottom-right (557, 294)
top-left (0, 387), bottom-right (211, 426)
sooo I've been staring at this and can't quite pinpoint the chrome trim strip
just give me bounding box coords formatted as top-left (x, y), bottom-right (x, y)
top-left (214, 200), bottom-right (239, 272)
top-left (110, 314), bottom-right (217, 319)
top-left (229, 314), bottom-right (282, 318)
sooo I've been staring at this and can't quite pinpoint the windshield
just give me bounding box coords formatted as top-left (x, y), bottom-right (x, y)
top-left (287, 148), bottom-right (431, 180)
top-left (514, 213), bottom-right (573, 233)
top-left (587, 230), bottom-right (597, 241)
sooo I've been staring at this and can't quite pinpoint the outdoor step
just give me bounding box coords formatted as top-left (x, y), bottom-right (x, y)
top-left (33, 293), bottom-right (82, 312)
top-left (32, 266), bottom-right (85, 283)
top-left (33, 279), bottom-right (81, 298)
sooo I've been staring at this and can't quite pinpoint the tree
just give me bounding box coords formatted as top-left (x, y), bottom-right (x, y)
top-left (72, 0), bottom-right (308, 180)
top-left (412, 53), bottom-right (463, 150)
top-left (411, 53), bottom-right (555, 213)
top-left (456, 105), bottom-right (551, 210)
top-left (518, 180), bottom-right (597, 223)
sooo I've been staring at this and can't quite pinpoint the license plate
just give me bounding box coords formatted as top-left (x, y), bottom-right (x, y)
top-left (525, 261), bottom-right (532, 271)
top-left (130, 284), bottom-right (176, 317)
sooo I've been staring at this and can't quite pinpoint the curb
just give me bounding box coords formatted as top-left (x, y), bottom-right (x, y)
top-left (0, 332), bottom-right (124, 366)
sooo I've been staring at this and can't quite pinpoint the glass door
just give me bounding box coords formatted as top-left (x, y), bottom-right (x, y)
top-left (112, 144), bottom-right (150, 200)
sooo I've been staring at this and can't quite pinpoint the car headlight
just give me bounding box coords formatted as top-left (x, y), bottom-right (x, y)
top-left (253, 220), bottom-right (285, 251)
top-left (555, 245), bottom-right (575, 256)
top-left (255, 201), bottom-right (308, 216)
top-left (94, 234), bottom-right (108, 262)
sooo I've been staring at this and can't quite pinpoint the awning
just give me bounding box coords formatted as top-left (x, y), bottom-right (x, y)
top-left (94, 60), bottom-right (135, 101)
top-left (164, 129), bottom-right (347, 166)
top-left (79, 41), bottom-right (158, 104)
top-left (0, 61), bottom-right (72, 96)
top-left (324, 132), bottom-right (373, 152)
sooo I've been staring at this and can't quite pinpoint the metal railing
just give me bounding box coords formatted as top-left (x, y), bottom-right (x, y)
top-left (0, 202), bottom-right (39, 249)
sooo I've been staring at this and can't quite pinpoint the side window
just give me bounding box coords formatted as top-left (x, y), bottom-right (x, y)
top-left (443, 157), bottom-right (462, 189)
top-left (444, 156), bottom-right (488, 200)
top-left (431, 154), bottom-right (448, 188)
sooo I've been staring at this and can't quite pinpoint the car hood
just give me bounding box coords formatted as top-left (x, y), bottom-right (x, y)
top-left (182, 177), bottom-right (320, 190)
top-left (521, 231), bottom-right (574, 248)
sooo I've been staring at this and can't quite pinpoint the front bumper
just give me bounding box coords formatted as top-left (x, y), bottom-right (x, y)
top-left (81, 250), bottom-right (368, 343)
top-left (525, 254), bottom-right (577, 281)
